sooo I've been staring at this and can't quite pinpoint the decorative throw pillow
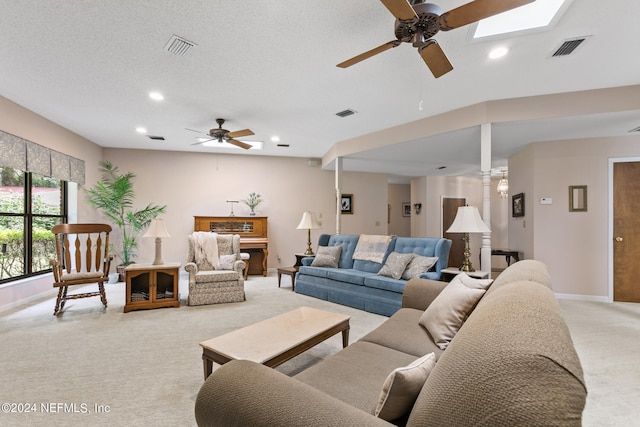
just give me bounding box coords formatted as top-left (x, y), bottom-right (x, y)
top-left (419, 273), bottom-right (493, 350)
top-left (378, 252), bottom-right (415, 279)
top-left (218, 254), bottom-right (237, 270)
top-left (311, 245), bottom-right (342, 268)
top-left (401, 255), bottom-right (439, 280)
top-left (374, 352), bottom-right (437, 421)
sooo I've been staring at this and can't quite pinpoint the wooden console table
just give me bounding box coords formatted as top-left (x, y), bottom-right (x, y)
top-left (491, 248), bottom-right (520, 266)
top-left (194, 216), bottom-right (268, 276)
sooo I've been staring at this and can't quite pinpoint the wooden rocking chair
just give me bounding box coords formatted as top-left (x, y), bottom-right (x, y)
top-left (50, 223), bottom-right (114, 315)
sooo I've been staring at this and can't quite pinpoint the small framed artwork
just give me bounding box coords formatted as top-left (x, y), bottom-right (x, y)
top-left (402, 202), bottom-right (411, 217)
top-left (341, 194), bottom-right (353, 214)
top-left (569, 185), bottom-right (587, 212)
top-left (512, 193), bottom-right (525, 217)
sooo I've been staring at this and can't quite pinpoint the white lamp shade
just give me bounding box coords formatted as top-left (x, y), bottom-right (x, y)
top-left (143, 218), bottom-right (171, 238)
top-left (296, 211), bottom-right (320, 230)
top-left (446, 206), bottom-right (491, 233)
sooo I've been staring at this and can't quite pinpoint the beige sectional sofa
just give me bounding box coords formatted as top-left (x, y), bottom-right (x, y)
top-left (195, 260), bottom-right (586, 426)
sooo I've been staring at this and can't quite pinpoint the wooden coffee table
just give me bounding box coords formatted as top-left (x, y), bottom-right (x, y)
top-left (199, 306), bottom-right (350, 379)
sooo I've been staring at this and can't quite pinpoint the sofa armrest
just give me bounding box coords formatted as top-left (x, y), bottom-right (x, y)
top-left (301, 256), bottom-right (315, 266)
top-left (232, 259), bottom-right (245, 274)
top-left (195, 360), bottom-right (392, 427)
top-left (419, 271), bottom-right (441, 281)
top-left (184, 262), bottom-right (198, 284)
top-left (402, 277), bottom-right (447, 311)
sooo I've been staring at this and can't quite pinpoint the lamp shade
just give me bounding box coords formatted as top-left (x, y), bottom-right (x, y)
top-left (143, 218), bottom-right (171, 238)
top-left (446, 206), bottom-right (490, 234)
top-left (296, 211), bottom-right (320, 230)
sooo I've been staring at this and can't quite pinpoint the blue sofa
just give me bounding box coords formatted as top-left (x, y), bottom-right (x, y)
top-left (295, 234), bottom-right (452, 316)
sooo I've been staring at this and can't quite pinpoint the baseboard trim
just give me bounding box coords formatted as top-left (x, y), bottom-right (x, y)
top-left (555, 293), bottom-right (610, 303)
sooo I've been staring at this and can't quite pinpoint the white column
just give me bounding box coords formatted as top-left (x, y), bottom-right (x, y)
top-left (480, 123), bottom-right (492, 273)
top-left (335, 157), bottom-right (343, 235)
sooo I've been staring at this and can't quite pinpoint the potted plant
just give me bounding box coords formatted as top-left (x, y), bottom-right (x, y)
top-left (242, 192), bottom-right (263, 215)
top-left (85, 161), bottom-right (166, 280)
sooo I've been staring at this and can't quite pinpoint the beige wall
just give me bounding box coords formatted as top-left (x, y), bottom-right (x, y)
top-left (4, 92), bottom-right (640, 307)
top-left (509, 135), bottom-right (640, 299)
top-left (387, 184), bottom-right (410, 236)
top-left (102, 148), bottom-right (389, 271)
top-left (0, 96), bottom-right (104, 306)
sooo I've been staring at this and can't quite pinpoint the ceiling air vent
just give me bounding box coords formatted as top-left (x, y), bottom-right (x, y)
top-left (336, 109), bottom-right (357, 118)
top-left (164, 35), bottom-right (197, 56)
top-left (551, 37), bottom-right (588, 57)
top-left (147, 135), bottom-right (165, 141)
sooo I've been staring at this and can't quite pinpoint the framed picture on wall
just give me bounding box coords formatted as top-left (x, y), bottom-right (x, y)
top-left (402, 202), bottom-right (411, 217)
top-left (512, 193), bottom-right (525, 217)
top-left (341, 194), bottom-right (353, 214)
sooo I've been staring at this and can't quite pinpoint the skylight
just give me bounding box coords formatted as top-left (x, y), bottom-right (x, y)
top-left (473, 0), bottom-right (568, 39)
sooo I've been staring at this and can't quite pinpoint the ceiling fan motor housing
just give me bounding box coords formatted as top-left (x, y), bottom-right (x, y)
top-left (209, 118), bottom-right (229, 141)
top-left (394, 2), bottom-right (442, 46)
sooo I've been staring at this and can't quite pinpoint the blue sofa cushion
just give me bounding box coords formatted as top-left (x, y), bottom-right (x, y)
top-left (394, 237), bottom-right (452, 279)
top-left (298, 265), bottom-right (329, 278)
top-left (363, 275), bottom-right (406, 294)
top-left (326, 268), bottom-right (375, 286)
top-left (327, 234), bottom-right (360, 269)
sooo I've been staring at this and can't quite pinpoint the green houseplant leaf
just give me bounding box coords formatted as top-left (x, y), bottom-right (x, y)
top-left (85, 160), bottom-right (166, 265)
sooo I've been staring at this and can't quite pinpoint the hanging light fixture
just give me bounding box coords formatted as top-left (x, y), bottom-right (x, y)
top-left (497, 171), bottom-right (509, 199)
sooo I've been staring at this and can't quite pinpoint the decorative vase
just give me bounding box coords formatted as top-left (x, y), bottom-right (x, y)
top-left (250, 210), bottom-right (256, 216)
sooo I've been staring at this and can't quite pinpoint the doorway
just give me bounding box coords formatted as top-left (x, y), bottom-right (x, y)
top-left (442, 197), bottom-right (466, 269)
top-left (612, 161), bottom-right (640, 302)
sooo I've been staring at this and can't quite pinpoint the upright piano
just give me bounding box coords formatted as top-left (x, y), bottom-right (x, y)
top-left (194, 216), bottom-right (268, 276)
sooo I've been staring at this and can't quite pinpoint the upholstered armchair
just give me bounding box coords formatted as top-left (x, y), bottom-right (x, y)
top-left (185, 232), bottom-right (246, 306)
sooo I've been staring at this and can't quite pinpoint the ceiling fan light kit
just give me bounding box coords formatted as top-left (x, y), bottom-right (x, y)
top-left (338, 0), bottom-right (535, 78)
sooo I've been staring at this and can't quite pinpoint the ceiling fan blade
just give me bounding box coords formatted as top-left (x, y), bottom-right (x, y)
top-left (440, 0), bottom-right (535, 31)
top-left (191, 138), bottom-right (213, 146)
top-left (380, 0), bottom-right (417, 21)
top-left (227, 139), bottom-right (252, 150)
top-left (185, 128), bottom-right (208, 135)
top-left (227, 129), bottom-right (254, 138)
top-left (419, 40), bottom-right (453, 78)
top-left (337, 40), bottom-right (401, 68)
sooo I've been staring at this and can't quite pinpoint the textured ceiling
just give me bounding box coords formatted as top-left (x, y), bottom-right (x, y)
top-left (1, 0), bottom-right (639, 182)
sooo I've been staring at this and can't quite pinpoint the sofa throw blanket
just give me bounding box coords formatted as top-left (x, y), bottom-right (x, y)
top-left (193, 232), bottom-right (219, 269)
top-left (353, 234), bottom-right (393, 263)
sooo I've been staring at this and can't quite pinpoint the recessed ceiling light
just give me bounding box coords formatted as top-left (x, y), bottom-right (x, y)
top-left (149, 91), bottom-right (164, 101)
top-left (270, 136), bottom-right (280, 143)
top-left (136, 127), bottom-right (147, 134)
top-left (489, 47), bottom-right (509, 59)
top-left (474, 0), bottom-right (568, 39)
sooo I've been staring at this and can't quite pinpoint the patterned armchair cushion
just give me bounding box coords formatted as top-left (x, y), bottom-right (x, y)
top-left (188, 233), bottom-right (240, 271)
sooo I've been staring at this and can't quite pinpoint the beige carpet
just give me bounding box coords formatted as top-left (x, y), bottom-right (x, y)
top-left (0, 273), bottom-right (386, 427)
top-left (558, 299), bottom-right (640, 427)
top-left (1, 273), bottom-right (638, 426)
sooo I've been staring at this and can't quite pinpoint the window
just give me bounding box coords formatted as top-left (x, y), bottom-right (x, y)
top-left (0, 167), bottom-right (67, 283)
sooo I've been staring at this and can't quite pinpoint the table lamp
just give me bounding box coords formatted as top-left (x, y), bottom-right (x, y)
top-left (143, 218), bottom-right (171, 265)
top-left (446, 206), bottom-right (490, 272)
top-left (296, 211), bottom-right (320, 255)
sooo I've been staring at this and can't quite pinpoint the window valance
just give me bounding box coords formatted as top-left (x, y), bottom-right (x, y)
top-left (0, 129), bottom-right (85, 185)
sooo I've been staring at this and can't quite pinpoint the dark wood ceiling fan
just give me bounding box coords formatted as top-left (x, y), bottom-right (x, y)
top-left (187, 118), bottom-right (255, 150)
top-left (337, 0), bottom-right (535, 78)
